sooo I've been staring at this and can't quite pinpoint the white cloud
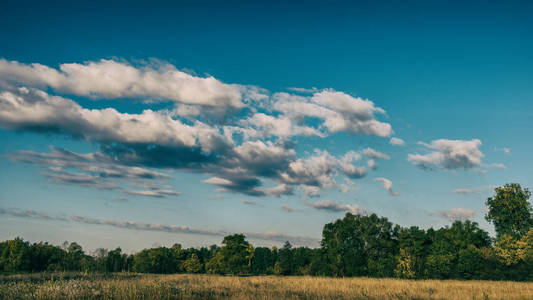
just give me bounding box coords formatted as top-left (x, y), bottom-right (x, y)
top-left (303, 186), bottom-right (321, 197)
top-left (390, 137), bottom-right (405, 146)
top-left (503, 148), bottom-right (511, 156)
top-left (375, 177), bottom-right (399, 196)
top-left (123, 189), bottom-right (180, 198)
top-left (367, 159), bottom-right (377, 170)
top-left (0, 59), bottom-right (243, 107)
top-left (306, 200), bottom-right (366, 215)
top-left (244, 113), bottom-right (323, 139)
top-left (408, 139), bottom-right (484, 170)
top-left (0, 88), bottom-right (232, 152)
top-left (272, 90), bottom-right (392, 137)
top-left (438, 208), bottom-right (476, 222)
top-left (362, 147), bottom-right (390, 160)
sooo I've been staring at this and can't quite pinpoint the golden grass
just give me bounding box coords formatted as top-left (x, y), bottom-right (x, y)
top-left (1, 273), bottom-right (533, 299)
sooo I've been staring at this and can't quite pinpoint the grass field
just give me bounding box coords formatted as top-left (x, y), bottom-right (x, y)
top-left (1, 273), bottom-right (533, 299)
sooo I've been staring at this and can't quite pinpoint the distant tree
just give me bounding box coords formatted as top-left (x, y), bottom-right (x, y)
top-left (106, 248), bottom-right (127, 272)
top-left (486, 183), bottom-right (533, 239)
top-left (0, 238), bottom-right (31, 272)
top-left (206, 234), bottom-right (250, 275)
top-left (133, 247), bottom-right (177, 273)
top-left (396, 226), bottom-right (430, 278)
top-left (29, 242), bottom-right (66, 272)
top-left (183, 253), bottom-right (202, 273)
top-left (65, 242), bottom-right (85, 271)
top-left (321, 213), bottom-right (398, 277)
top-left (292, 247), bottom-right (313, 275)
top-left (251, 247), bottom-right (274, 274)
top-left (277, 241), bottom-right (293, 275)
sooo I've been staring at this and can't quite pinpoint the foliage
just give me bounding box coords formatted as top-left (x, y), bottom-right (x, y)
top-left (1, 183), bottom-right (532, 282)
top-left (486, 183), bottom-right (533, 239)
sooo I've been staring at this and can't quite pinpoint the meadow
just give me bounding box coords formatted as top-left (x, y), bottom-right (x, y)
top-left (1, 273), bottom-right (533, 300)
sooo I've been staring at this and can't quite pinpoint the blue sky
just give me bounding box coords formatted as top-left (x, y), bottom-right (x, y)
top-left (0, 0), bottom-right (532, 252)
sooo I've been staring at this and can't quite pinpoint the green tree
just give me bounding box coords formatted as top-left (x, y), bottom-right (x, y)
top-left (321, 213), bottom-right (399, 277)
top-left (486, 183), bottom-right (533, 239)
top-left (183, 253), bottom-right (203, 273)
top-left (206, 234), bottom-right (251, 275)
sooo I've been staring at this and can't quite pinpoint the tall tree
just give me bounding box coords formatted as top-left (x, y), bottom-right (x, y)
top-left (486, 183), bottom-right (533, 239)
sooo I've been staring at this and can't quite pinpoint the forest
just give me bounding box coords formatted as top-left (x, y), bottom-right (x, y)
top-left (1, 183), bottom-right (532, 281)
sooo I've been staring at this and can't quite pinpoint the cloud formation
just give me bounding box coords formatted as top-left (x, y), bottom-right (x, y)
top-left (362, 147), bottom-right (390, 160)
top-left (375, 177), bottom-right (399, 196)
top-left (305, 200), bottom-right (367, 215)
top-left (0, 207), bottom-right (319, 246)
top-left (390, 137), bottom-right (405, 146)
top-left (0, 59), bottom-right (243, 107)
top-left (408, 139), bottom-right (484, 170)
top-left (0, 58), bottom-right (392, 197)
top-left (437, 208), bottom-right (476, 222)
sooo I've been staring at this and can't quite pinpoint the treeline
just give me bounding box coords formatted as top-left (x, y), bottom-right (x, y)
top-left (1, 183), bottom-right (532, 281)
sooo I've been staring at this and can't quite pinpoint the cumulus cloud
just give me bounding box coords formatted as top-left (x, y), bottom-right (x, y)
top-left (437, 208), bottom-right (476, 222)
top-left (272, 91), bottom-right (392, 137)
top-left (362, 147), bottom-right (390, 160)
top-left (0, 58), bottom-right (394, 198)
top-left (408, 139), bottom-right (484, 170)
top-left (0, 207), bottom-right (318, 246)
top-left (390, 137), bottom-right (405, 146)
top-left (244, 113), bottom-right (323, 139)
top-left (305, 200), bottom-right (367, 215)
top-left (375, 177), bottom-right (399, 196)
top-left (0, 59), bottom-right (243, 107)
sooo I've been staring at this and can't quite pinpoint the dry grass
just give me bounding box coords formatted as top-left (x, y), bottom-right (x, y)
top-left (1, 273), bottom-right (533, 299)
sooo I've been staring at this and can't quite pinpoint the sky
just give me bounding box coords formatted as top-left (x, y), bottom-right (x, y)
top-left (0, 0), bottom-right (532, 253)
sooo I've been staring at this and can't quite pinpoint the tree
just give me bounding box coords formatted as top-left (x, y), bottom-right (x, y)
top-left (250, 247), bottom-right (274, 274)
top-left (277, 241), bottom-right (293, 275)
top-left (206, 234), bottom-right (251, 275)
top-left (321, 213), bottom-right (399, 277)
top-left (183, 253), bottom-right (202, 273)
top-left (486, 183), bottom-right (533, 239)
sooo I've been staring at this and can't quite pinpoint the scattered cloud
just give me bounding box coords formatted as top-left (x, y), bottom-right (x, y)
top-left (0, 207), bottom-right (319, 246)
top-left (494, 147), bottom-right (511, 156)
top-left (362, 147), bottom-right (390, 160)
top-left (0, 81), bottom-right (382, 198)
top-left (0, 59), bottom-right (244, 108)
top-left (453, 185), bottom-right (500, 195)
top-left (408, 139), bottom-right (484, 170)
top-left (272, 91), bottom-right (391, 137)
top-left (437, 208), bottom-right (476, 222)
top-left (123, 189), bottom-right (180, 198)
top-left (305, 200), bottom-right (367, 215)
top-left (485, 163), bottom-right (506, 169)
top-left (375, 177), bottom-right (399, 196)
top-left (367, 159), bottom-right (377, 170)
top-left (390, 137), bottom-right (405, 146)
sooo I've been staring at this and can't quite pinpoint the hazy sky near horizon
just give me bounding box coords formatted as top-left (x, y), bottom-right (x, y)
top-left (1, 0), bottom-right (532, 253)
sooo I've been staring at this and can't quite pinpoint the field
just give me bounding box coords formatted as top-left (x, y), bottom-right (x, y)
top-left (1, 273), bottom-right (533, 299)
